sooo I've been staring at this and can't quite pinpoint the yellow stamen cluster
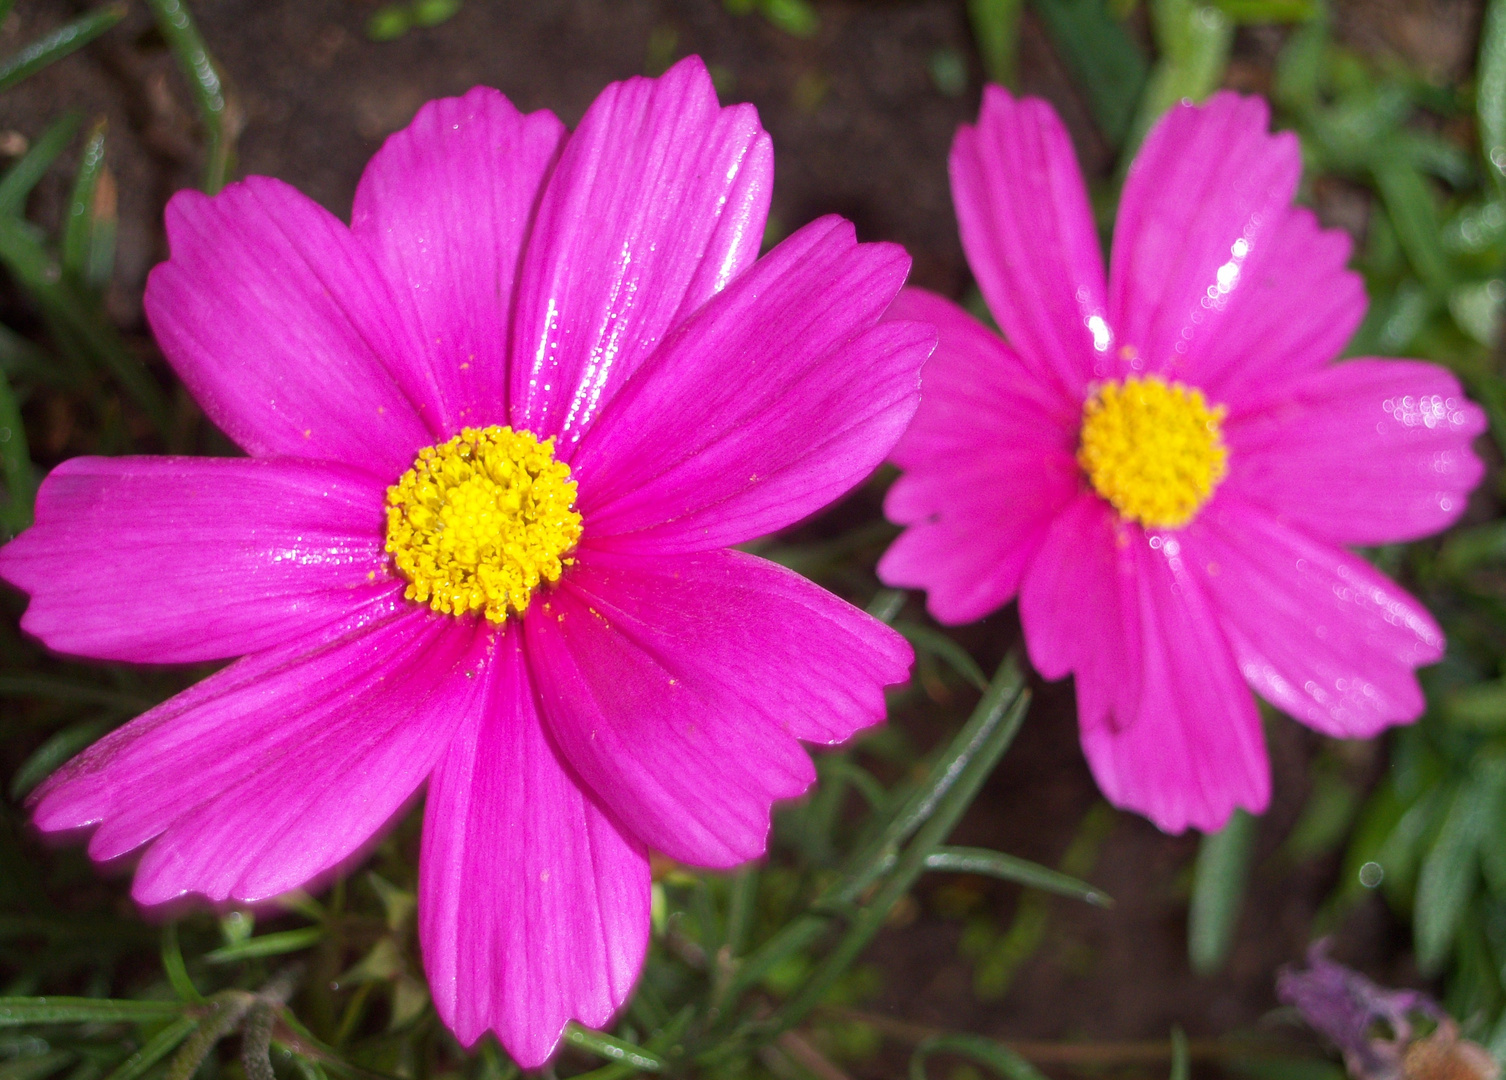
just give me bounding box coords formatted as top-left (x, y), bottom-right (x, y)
top-left (1078, 375), bottom-right (1228, 529)
top-left (385, 426), bottom-right (582, 623)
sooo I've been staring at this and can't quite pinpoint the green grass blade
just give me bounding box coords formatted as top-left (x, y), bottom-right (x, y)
top-left (101, 1017), bottom-right (198, 1080)
top-left (970, 0), bottom-right (1025, 87)
top-left (1188, 808), bottom-right (1257, 975)
top-left (924, 846), bottom-right (1113, 907)
top-left (895, 623), bottom-right (988, 692)
top-left (0, 1050), bottom-right (73, 1080)
top-left (1372, 158), bottom-right (1454, 295)
top-left (909, 1034), bottom-right (1049, 1080)
top-left (1480, 0), bottom-right (1506, 189)
top-left (143, 0), bottom-right (234, 193)
top-left (0, 998), bottom-right (185, 1027)
top-left (0, 370), bottom-right (34, 537)
top-left (0, 113), bottom-right (82, 218)
top-left (1030, 0), bottom-right (1149, 146)
top-left (0, 216), bottom-right (173, 437)
top-left (562, 1025), bottom-right (665, 1072)
top-left (1170, 1026), bottom-right (1190, 1080)
top-left (0, 5), bottom-right (127, 94)
top-left (1122, 0), bottom-right (1232, 156)
top-left (8, 716), bottom-right (111, 799)
top-left (62, 120), bottom-right (114, 292)
top-left (203, 927), bottom-right (323, 965)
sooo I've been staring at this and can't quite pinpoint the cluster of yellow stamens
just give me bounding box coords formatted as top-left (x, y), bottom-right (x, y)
top-left (1078, 375), bottom-right (1228, 529)
top-left (385, 426), bottom-right (582, 623)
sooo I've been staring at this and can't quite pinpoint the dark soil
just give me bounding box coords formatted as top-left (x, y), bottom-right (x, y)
top-left (0, 0), bottom-right (1471, 1073)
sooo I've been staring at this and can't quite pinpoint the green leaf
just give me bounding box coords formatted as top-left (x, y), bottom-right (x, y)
top-left (411, 0), bottom-right (463, 27)
top-left (1480, 0), bottom-right (1506, 190)
top-left (969, 0), bottom-right (1025, 87)
top-left (1415, 775), bottom-right (1494, 972)
top-left (895, 623), bottom-right (988, 692)
top-left (760, 0), bottom-right (820, 37)
top-left (1170, 1026), bottom-right (1190, 1080)
top-left (0, 113), bottom-right (82, 218)
top-left (8, 716), bottom-right (111, 799)
top-left (1372, 158), bottom-right (1454, 295)
top-left (365, 6), bottom-right (412, 40)
top-left (1123, 0), bottom-right (1233, 156)
top-left (1444, 679), bottom-right (1506, 729)
top-left (909, 1034), bottom-right (1049, 1080)
top-left (0, 369), bottom-right (33, 537)
top-left (0, 998), bottom-right (185, 1027)
top-left (0, 5), bottom-right (127, 94)
top-left (562, 1025), bottom-right (665, 1072)
top-left (0, 1051), bottom-right (73, 1080)
top-left (924, 846), bottom-right (1113, 907)
top-left (101, 1017), bottom-right (198, 1080)
top-left (204, 927), bottom-right (323, 965)
top-left (1188, 808), bottom-right (1257, 975)
top-left (1209, 0), bottom-right (1314, 21)
top-left (1031, 0), bottom-right (1150, 146)
top-left (143, 0), bottom-right (234, 193)
top-left (160, 924), bottom-right (202, 1004)
top-left (62, 120), bottom-right (114, 293)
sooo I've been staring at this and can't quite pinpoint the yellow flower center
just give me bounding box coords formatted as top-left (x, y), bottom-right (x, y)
top-left (385, 426), bottom-right (582, 623)
top-left (1077, 375), bottom-right (1228, 529)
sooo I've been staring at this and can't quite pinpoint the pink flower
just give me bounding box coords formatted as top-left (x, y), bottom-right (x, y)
top-left (879, 89), bottom-right (1485, 834)
top-left (0, 57), bottom-right (930, 1065)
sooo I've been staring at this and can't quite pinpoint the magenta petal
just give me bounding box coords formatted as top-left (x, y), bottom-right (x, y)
top-left (951, 87), bottom-right (1110, 403)
top-left (1109, 94), bottom-right (1302, 384)
top-left (1079, 531), bottom-right (1271, 834)
top-left (879, 288), bottom-right (1080, 623)
top-left (1188, 208), bottom-right (1366, 407)
top-left (510, 56), bottom-right (772, 454)
top-left (1188, 497), bottom-right (1441, 737)
top-left (352, 88), bottom-right (566, 431)
top-left (1018, 493), bottom-right (1142, 737)
top-left (33, 598), bottom-right (490, 905)
top-left (420, 629), bottom-right (648, 1068)
top-left (525, 547), bottom-right (908, 866)
top-left (1224, 359), bottom-right (1486, 544)
top-left (145, 178), bottom-right (432, 477)
top-left (572, 217), bottom-right (928, 553)
top-left (0, 456), bottom-right (390, 664)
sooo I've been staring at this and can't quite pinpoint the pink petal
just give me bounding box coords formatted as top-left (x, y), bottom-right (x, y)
top-left (951, 87), bottom-right (1110, 404)
top-left (878, 288), bottom-right (1080, 624)
top-left (1224, 359), bottom-right (1486, 544)
top-left (572, 217), bottom-right (928, 554)
top-left (1079, 530), bottom-right (1271, 834)
top-left (1187, 496), bottom-right (1441, 738)
top-left (1188, 208), bottom-right (1366, 408)
top-left (1109, 93), bottom-right (1302, 385)
top-left (33, 596), bottom-right (491, 905)
top-left (510, 56), bottom-right (772, 455)
top-left (421, 628), bottom-right (648, 1068)
top-left (525, 547), bottom-right (908, 867)
top-left (1018, 493), bottom-right (1142, 736)
top-left (352, 88), bottom-right (566, 432)
top-left (0, 456), bottom-right (391, 664)
top-left (145, 178), bottom-right (433, 478)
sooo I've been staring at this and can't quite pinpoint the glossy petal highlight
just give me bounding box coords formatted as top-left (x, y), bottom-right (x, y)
top-left (510, 56), bottom-right (772, 454)
top-left (145, 177), bottom-right (432, 477)
top-left (575, 217), bottom-right (927, 553)
top-left (0, 456), bottom-right (391, 664)
top-left (33, 599), bottom-right (490, 905)
top-left (420, 631), bottom-right (649, 1067)
top-left (526, 547), bottom-right (907, 866)
top-left (952, 87), bottom-right (1110, 402)
top-left (353, 87), bottom-right (567, 431)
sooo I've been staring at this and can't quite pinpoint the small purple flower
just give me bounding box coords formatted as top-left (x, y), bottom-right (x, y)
top-left (0, 57), bottom-right (932, 1065)
top-left (879, 88), bottom-right (1486, 834)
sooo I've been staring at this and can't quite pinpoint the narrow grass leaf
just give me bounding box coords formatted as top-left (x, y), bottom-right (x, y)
top-left (159, 924), bottom-right (202, 1004)
top-left (1373, 158), bottom-right (1454, 295)
top-left (0, 113), bottom-right (82, 218)
top-left (101, 1017), bottom-right (198, 1080)
top-left (204, 928), bottom-right (323, 965)
top-left (143, 0), bottom-right (234, 193)
top-left (1188, 808), bottom-right (1257, 975)
top-left (924, 846), bottom-right (1113, 907)
top-left (0, 5), bottom-right (127, 95)
top-left (0, 370), bottom-right (34, 537)
top-left (562, 1025), bottom-right (665, 1072)
top-left (895, 623), bottom-right (988, 692)
top-left (1122, 0), bottom-right (1232, 156)
top-left (8, 717), bottom-right (111, 799)
top-left (0, 999), bottom-right (184, 1027)
top-left (1480, 0), bottom-right (1506, 189)
top-left (1030, 0), bottom-right (1149, 146)
top-left (909, 1034), bottom-right (1049, 1080)
top-left (62, 121), bottom-right (114, 293)
top-left (1170, 1026), bottom-right (1190, 1080)
top-left (0, 1051), bottom-right (73, 1080)
top-left (969, 0), bottom-right (1025, 87)
top-left (1415, 775), bottom-right (1493, 972)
